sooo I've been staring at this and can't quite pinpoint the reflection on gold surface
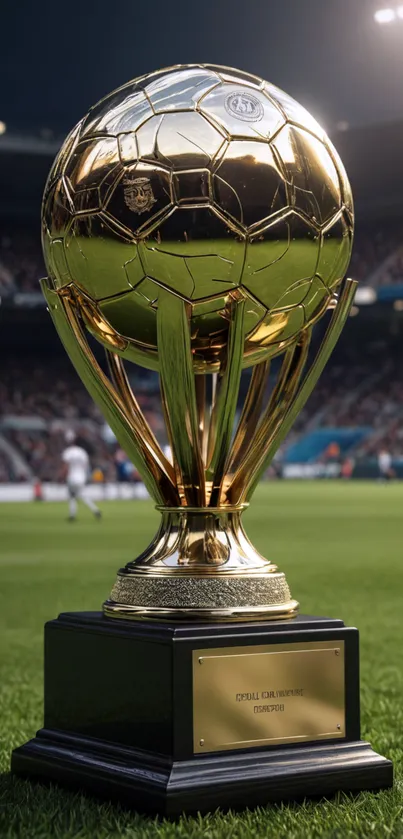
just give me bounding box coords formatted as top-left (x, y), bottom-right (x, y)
top-left (248, 309), bottom-right (301, 346)
top-left (43, 63), bottom-right (353, 374)
top-left (193, 641), bottom-right (345, 753)
top-left (41, 65), bottom-right (355, 619)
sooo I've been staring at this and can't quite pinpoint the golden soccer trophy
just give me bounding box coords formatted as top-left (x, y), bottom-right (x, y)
top-left (12, 65), bottom-right (392, 813)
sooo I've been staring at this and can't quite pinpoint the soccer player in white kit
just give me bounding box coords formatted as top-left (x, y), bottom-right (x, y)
top-left (378, 448), bottom-right (393, 482)
top-left (62, 431), bottom-right (102, 521)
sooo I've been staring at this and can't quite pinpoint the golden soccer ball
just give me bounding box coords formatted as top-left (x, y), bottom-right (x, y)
top-left (42, 64), bottom-right (354, 372)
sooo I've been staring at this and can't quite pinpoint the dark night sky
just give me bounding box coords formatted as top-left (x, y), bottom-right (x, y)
top-left (1, 0), bottom-right (403, 135)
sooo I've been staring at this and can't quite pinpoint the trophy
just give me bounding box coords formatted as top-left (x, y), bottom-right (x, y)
top-left (12, 65), bottom-right (392, 814)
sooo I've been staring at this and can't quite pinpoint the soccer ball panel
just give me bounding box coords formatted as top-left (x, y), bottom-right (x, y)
top-left (99, 281), bottom-right (158, 349)
top-left (81, 87), bottom-right (153, 138)
top-left (303, 276), bottom-right (331, 324)
top-left (64, 215), bottom-right (138, 300)
top-left (43, 178), bottom-right (73, 239)
top-left (324, 136), bottom-right (354, 214)
top-left (264, 83), bottom-right (326, 141)
top-left (173, 169), bottom-right (211, 204)
top-left (135, 115), bottom-right (171, 166)
top-left (66, 138), bottom-right (120, 192)
top-left (124, 249), bottom-right (148, 290)
top-left (247, 304), bottom-right (305, 349)
top-left (144, 66), bottom-right (221, 113)
top-left (243, 213), bottom-right (319, 309)
top-left (65, 137), bottom-right (121, 214)
top-left (45, 120), bottom-right (82, 190)
top-left (139, 207), bottom-right (245, 300)
top-left (118, 132), bottom-right (138, 165)
top-left (318, 213), bottom-right (353, 290)
top-left (49, 239), bottom-right (72, 289)
top-left (137, 112), bottom-right (225, 170)
top-left (272, 125), bottom-right (342, 225)
top-left (271, 278), bottom-right (313, 311)
top-left (202, 65), bottom-right (263, 89)
top-left (104, 161), bottom-right (173, 236)
top-left (214, 140), bottom-right (287, 229)
top-left (199, 83), bottom-right (285, 141)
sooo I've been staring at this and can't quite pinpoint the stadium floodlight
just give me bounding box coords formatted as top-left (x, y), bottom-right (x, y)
top-left (374, 8), bottom-right (396, 22)
top-left (0, 121), bottom-right (6, 135)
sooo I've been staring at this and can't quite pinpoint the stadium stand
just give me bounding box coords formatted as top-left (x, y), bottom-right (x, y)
top-left (1, 121), bottom-right (403, 483)
top-left (1, 347), bottom-right (403, 481)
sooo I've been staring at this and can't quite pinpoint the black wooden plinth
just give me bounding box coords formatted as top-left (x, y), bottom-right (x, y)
top-left (11, 612), bottom-right (393, 816)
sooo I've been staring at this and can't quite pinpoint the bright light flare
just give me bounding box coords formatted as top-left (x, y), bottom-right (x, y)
top-left (0, 121), bottom-right (6, 135)
top-left (397, 5), bottom-right (403, 17)
top-left (374, 8), bottom-right (396, 23)
top-left (355, 286), bottom-right (377, 306)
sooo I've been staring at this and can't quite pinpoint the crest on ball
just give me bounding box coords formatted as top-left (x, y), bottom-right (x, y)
top-left (123, 176), bottom-right (157, 214)
top-left (224, 91), bottom-right (264, 122)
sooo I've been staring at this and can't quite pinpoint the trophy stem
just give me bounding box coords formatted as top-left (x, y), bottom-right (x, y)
top-left (103, 506), bottom-right (298, 621)
top-left (207, 296), bottom-right (246, 506)
top-left (227, 359), bottom-right (270, 476)
top-left (195, 374), bottom-right (208, 462)
top-left (157, 289), bottom-right (206, 507)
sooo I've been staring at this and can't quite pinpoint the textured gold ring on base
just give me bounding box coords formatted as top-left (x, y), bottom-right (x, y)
top-left (103, 571), bottom-right (299, 622)
top-left (103, 600), bottom-right (299, 622)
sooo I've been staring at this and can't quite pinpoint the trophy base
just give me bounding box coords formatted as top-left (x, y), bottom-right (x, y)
top-left (12, 612), bottom-right (392, 817)
top-left (104, 508), bottom-right (299, 621)
top-left (103, 600), bottom-right (299, 621)
top-left (104, 571), bottom-right (299, 621)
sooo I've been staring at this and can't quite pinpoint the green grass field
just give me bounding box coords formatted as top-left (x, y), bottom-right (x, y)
top-left (1, 481), bottom-right (403, 838)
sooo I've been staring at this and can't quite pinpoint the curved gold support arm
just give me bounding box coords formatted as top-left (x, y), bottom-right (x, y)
top-left (227, 337), bottom-right (310, 505)
top-left (157, 288), bottom-right (205, 507)
top-left (105, 349), bottom-right (175, 484)
top-left (195, 374), bottom-right (208, 463)
top-left (228, 278), bottom-right (358, 505)
top-left (41, 280), bottom-right (179, 506)
top-left (226, 360), bottom-right (270, 477)
top-left (206, 296), bottom-right (246, 507)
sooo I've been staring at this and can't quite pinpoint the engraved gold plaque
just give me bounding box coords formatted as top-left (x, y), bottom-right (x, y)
top-left (193, 641), bottom-right (345, 753)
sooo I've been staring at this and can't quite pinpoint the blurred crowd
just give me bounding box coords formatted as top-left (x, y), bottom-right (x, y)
top-left (0, 359), bottom-right (165, 482)
top-left (1, 360), bottom-right (100, 420)
top-left (1, 221), bottom-right (403, 297)
top-left (0, 229), bottom-right (44, 295)
top-left (1, 352), bottom-right (403, 483)
top-left (348, 223), bottom-right (403, 286)
top-left (319, 358), bottom-right (403, 458)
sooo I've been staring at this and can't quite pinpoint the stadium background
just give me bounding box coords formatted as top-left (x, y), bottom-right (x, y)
top-left (1, 1), bottom-right (403, 837)
top-left (1, 117), bottom-right (403, 488)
